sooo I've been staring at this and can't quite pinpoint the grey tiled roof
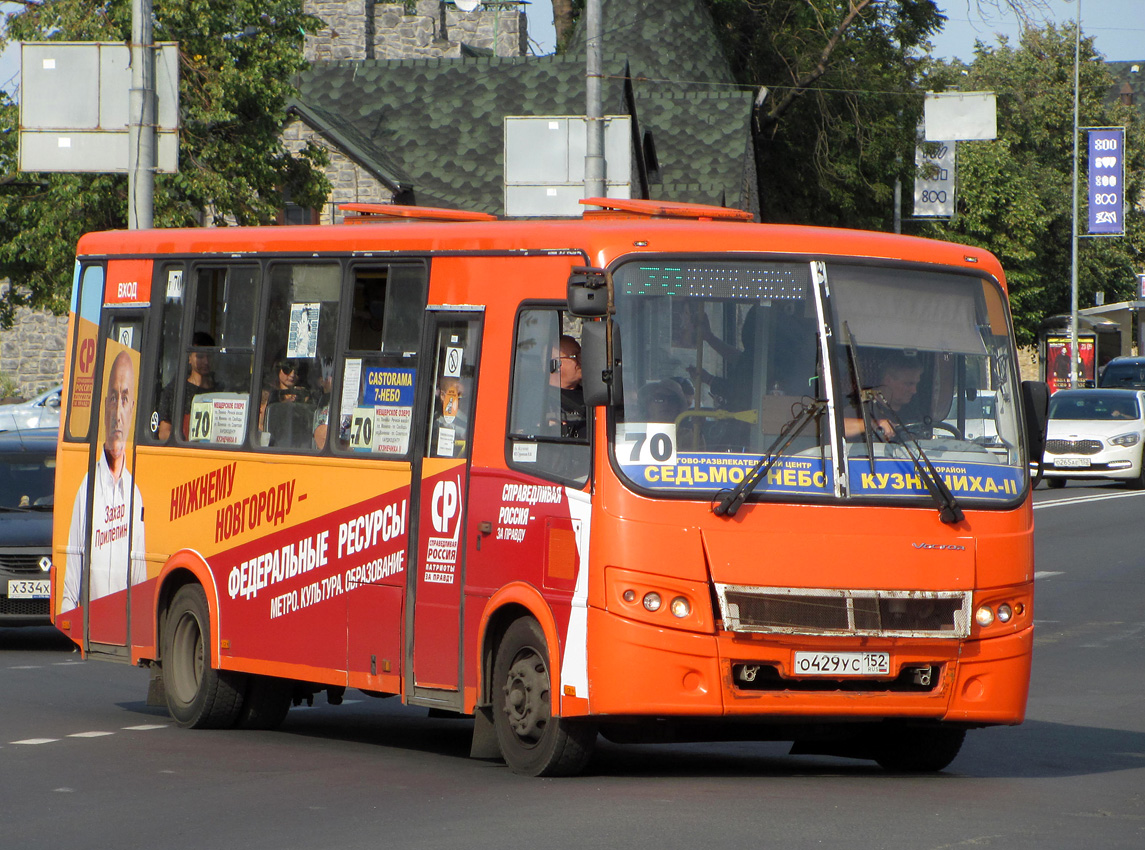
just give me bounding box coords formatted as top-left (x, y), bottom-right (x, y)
top-left (292, 0), bottom-right (754, 215)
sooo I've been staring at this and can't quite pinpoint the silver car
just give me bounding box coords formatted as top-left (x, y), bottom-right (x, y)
top-left (0, 386), bottom-right (62, 432)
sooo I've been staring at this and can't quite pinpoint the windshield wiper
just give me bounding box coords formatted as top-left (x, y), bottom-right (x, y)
top-left (870, 398), bottom-right (964, 525)
top-left (714, 399), bottom-right (826, 518)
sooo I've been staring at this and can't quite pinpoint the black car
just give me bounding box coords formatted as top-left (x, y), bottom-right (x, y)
top-left (0, 428), bottom-right (57, 626)
top-left (1099, 356), bottom-right (1145, 390)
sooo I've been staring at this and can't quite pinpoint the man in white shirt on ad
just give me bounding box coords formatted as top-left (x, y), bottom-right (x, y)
top-left (62, 349), bottom-right (147, 610)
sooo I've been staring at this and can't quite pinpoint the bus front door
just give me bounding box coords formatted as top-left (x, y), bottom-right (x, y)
top-left (78, 315), bottom-right (146, 652)
top-left (409, 311), bottom-right (482, 706)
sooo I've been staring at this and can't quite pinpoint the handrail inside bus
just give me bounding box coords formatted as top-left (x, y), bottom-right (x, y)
top-left (338, 203), bottom-right (498, 223)
top-left (579, 197), bottom-right (756, 222)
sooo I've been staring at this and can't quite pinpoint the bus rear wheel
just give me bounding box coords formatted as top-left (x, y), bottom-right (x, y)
top-left (162, 584), bottom-right (245, 729)
top-left (492, 617), bottom-right (596, 777)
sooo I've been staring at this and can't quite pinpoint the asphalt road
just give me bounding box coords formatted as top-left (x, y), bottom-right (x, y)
top-left (2, 480), bottom-right (1142, 850)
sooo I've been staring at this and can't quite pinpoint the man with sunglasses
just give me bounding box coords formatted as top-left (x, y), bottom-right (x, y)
top-left (549, 335), bottom-right (586, 439)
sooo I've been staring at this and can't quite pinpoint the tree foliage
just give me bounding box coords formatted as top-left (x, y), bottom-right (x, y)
top-left (921, 25), bottom-right (1145, 345)
top-left (0, 0), bottom-right (330, 327)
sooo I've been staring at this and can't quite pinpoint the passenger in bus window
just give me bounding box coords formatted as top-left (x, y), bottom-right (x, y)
top-left (63, 351), bottom-right (147, 610)
top-left (550, 335), bottom-right (585, 439)
top-left (312, 358), bottom-right (335, 450)
top-left (156, 331), bottom-right (216, 441)
top-left (259, 355), bottom-right (310, 430)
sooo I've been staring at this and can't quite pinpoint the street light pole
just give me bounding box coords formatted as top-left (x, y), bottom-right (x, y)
top-left (1069, 0), bottom-right (1081, 386)
top-left (584, 0), bottom-right (605, 200)
top-left (128, 0), bottom-right (157, 230)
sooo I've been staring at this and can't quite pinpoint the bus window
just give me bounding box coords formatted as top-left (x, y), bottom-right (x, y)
top-left (507, 307), bottom-right (590, 486)
top-left (333, 265), bottom-right (427, 456)
top-left (173, 266), bottom-right (259, 446)
top-left (257, 263), bottom-right (342, 451)
top-left (66, 263), bottom-right (106, 441)
top-left (148, 264), bottom-right (187, 443)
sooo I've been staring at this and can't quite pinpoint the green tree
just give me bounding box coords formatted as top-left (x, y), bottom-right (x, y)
top-left (0, 0), bottom-right (330, 328)
top-left (703, 0), bottom-right (946, 228)
top-left (921, 25), bottom-right (1145, 345)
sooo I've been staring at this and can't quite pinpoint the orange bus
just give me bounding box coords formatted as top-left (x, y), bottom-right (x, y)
top-left (51, 198), bottom-right (1048, 775)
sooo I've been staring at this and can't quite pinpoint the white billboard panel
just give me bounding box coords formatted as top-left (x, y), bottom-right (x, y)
top-left (913, 140), bottom-right (956, 218)
top-left (19, 42), bottom-right (179, 173)
top-left (924, 92), bottom-right (997, 141)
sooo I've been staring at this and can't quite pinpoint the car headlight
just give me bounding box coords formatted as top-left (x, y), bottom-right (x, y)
top-left (1109, 432), bottom-right (1140, 447)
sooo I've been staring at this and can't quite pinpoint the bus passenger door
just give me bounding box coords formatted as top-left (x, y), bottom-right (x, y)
top-left (409, 311), bottom-right (482, 706)
top-left (75, 314), bottom-right (147, 652)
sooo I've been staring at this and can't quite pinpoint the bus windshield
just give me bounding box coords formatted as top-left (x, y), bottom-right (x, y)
top-left (611, 258), bottom-right (1025, 508)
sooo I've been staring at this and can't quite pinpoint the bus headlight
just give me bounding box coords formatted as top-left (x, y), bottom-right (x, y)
top-left (996, 603), bottom-right (1013, 623)
top-left (643, 592), bottom-right (662, 612)
top-left (606, 567), bottom-right (714, 634)
top-left (670, 596), bottom-right (691, 618)
top-left (975, 606), bottom-right (995, 627)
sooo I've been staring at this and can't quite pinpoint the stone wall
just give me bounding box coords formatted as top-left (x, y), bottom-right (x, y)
top-left (305, 1), bottom-right (527, 61)
top-left (0, 284), bottom-right (67, 398)
top-left (282, 117), bottom-right (398, 223)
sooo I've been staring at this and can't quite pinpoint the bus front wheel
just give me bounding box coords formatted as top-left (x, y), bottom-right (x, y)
top-left (873, 724), bottom-right (965, 773)
top-left (492, 617), bottom-right (596, 777)
top-left (162, 584), bottom-right (245, 729)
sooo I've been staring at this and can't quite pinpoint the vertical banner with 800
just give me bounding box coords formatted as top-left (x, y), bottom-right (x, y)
top-left (1088, 128), bottom-right (1125, 236)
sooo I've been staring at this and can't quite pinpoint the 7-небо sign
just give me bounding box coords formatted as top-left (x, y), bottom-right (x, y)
top-left (1088, 128), bottom-right (1125, 236)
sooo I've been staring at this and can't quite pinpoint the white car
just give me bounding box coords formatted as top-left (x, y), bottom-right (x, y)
top-left (1041, 388), bottom-right (1145, 488)
top-left (0, 386), bottom-right (62, 432)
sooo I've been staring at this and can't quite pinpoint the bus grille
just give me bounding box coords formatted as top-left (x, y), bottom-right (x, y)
top-left (716, 585), bottom-right (971, 638)
top-left (1044, 438), bottom-right (1102, 455)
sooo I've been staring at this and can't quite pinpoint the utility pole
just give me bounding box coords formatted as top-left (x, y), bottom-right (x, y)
top-left (1069, 0), bottom-right (1081, 386)
top-left (128, 0), bottom-right (157, 229)
top-left (584, 0), bottom-right (605, 199)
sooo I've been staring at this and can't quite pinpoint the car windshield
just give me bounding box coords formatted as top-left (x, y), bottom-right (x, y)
top-left (1100, 363), bottom-right (1145, 389)
top-left (1049, 393), bottom-right (1140, 421)
top-left (0, 451), bottom-right (56, 508)
top-left (610, 258), bottom-right (1026, 508)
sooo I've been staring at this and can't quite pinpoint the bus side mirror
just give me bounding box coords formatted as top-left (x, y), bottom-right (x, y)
top-left (567, 266), bottom-right (609, 317)
top-left (580, 321), bottom-right (622, 407)
top-left (1021, 380), bottom-right (1049, 460)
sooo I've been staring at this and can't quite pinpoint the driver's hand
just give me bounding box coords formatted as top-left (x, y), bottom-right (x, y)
top-left (875, 418), bottom-right (896, 440)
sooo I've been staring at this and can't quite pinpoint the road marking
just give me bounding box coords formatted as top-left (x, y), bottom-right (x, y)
top-left (122, 724), bottom-right (168, 731)
top-left (9, 665), bottom-right (43, 670)
top-left (1034, 490), bottom-right (1145, 509)
top-left (68, 731), bottom-right (115, 738)
top-left (12, 738), bottom-right (59, 745)
top-left (53, 661), bottom-right (85, 666)
top-left (1035, 571), bottom-right (1064, 579)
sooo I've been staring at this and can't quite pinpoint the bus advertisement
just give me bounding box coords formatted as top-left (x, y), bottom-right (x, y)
top-left (51, 199), bottom-right (1048, 775)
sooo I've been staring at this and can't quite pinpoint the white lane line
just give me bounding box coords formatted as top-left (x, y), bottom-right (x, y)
top-left (67, 731), bottom-right (115, 738)
top-left (8, 665), bottom-right (43, 670)
top-left (1034, 490), bottom-right (1145, 509)
top-left (1035, 571), bottom-right (1064, 579)
top-left (53, 661), bottom-right (85, 666)
top-left (12, 738), bottom-right (60, 745)
top-left (122, 724), bottom-right (169, 731)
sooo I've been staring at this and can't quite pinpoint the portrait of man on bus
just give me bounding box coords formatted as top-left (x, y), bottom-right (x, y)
top-left (431, 375), bottom-right (469, 457)
top-left (62, 348), bottom-right (147, 610)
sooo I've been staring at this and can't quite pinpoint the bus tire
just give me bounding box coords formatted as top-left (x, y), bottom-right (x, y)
top-left (162, 584), bottom-right (245, 729)
top-left (492, 617), bottom-right (596, 777)
top-left (236, 676), bottom-right (293, 730)
top-left (873, 725), bottom-right (965, 773)
top-left (1046, 478), bottom-right (1067, 489)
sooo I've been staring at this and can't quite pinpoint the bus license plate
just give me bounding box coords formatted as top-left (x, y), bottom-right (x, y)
top-left (793, 651), bottom-right (890, 677)
top-left (8, 579), bottom-right (50, 599)
top-left (1053, 458), bottom-right (1090, 468)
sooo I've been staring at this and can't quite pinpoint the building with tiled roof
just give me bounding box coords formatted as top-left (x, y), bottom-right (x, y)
top-left (287, 0), bottom-right (757, 221)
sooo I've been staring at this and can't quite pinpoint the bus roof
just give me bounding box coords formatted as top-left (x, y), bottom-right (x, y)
top-left (74, 206), bottom-right (1004, 286)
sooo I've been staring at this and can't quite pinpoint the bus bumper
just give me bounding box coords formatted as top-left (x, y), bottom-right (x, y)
top-left (585, 607), bottom-right (1032, 726)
